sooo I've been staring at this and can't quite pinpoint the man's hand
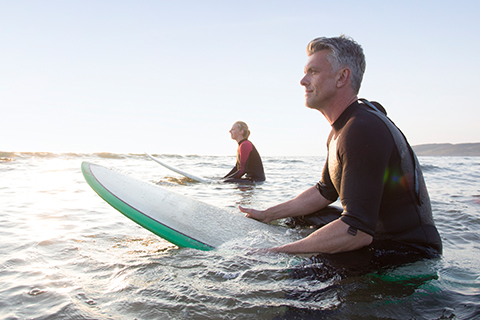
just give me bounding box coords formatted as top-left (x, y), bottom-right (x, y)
top-left (239, 206), bottom-right (272, 223)
top-left (239, 186), bottom-right (331, 224)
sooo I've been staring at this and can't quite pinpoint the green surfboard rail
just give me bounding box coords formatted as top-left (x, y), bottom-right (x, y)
top-left (81, 162), bottom-right (214, 251)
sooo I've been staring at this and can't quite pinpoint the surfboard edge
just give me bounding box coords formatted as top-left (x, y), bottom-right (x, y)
top-left (81, 162), bottom-right (214, 251)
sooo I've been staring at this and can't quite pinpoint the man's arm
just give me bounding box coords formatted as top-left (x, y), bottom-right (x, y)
top-left (268, 219), bottom-right (373, 254)
top-left (239, 186), bottom-right (331, 223)
top-left (239, 185), bottom-right (373, 254)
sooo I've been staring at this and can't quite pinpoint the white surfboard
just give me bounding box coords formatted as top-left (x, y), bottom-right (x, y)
top-left (145, 152), bottom-right (211, 183)
top-left (82, 162), bottom-right (294, 250)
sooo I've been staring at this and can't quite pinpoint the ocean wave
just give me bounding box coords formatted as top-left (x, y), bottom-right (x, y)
top-left (0, 151), bottom-right (192, 160)
top-left (0, 151), bottom-right (63, 159)
top-left (420, 164), bottom-right (442, 172)
top-left (0, 151), bottom-right (16, 158)
top-left (92, 152), bottom-right (129, 159)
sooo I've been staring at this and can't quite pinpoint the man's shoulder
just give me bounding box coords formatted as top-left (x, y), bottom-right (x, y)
top-left (338, 105), bottom-right (395, 153)
top-left (345, 105), bottom-right (391, 133)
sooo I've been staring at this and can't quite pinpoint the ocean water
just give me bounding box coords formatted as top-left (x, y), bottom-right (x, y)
top-left (0, 152), bottom-right (479, 320)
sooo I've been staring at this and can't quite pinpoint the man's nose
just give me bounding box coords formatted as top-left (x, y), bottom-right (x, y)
top-left (300, 75), bottom-right (308, 86)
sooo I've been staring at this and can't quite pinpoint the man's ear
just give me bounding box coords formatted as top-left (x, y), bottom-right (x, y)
top-left (336, 68), bottom-right (351, 88)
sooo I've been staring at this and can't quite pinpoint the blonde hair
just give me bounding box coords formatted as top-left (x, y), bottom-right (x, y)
top-left (234, 121), bottom-right (250, 139)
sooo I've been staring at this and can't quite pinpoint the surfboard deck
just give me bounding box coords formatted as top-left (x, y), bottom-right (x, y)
top-left (81, 162), bottom-right (293, 250)
top-left (144, 152), bottom-right (211, 183)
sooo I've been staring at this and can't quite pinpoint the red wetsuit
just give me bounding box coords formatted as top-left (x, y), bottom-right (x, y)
top-left (224, 139), bottom-right (265, 182)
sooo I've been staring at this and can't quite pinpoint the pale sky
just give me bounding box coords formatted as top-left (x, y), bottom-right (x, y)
top-left (1, 0), bottom-right (479, 156)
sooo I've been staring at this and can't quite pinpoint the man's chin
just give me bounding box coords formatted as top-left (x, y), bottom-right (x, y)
top-left (305, 98), bottom-right (323, 110)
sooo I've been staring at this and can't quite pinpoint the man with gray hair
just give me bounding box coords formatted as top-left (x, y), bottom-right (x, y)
top-left (240, 36), bottom-right (441, 266)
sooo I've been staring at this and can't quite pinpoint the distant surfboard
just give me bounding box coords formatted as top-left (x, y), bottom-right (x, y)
top-left (145, 152), bottom-right (211, 183)
top-left (81, 162), bottom-right (294, 250)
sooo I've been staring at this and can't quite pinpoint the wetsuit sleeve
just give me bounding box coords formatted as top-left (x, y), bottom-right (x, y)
top-left (316, 131), bottom-right (340, 201)
top-left (338, 119), bottom-right (394, 236)
top-left (223, 166), bottom-right (238, 179)
top-left (236, 141), bottom-right (253, 178)
top-left (316, 161), bottom-right (339, 202)
top-left (223, 141), bottom-right (253, 179)
top-left (232, 140), bottom-right (253, 179)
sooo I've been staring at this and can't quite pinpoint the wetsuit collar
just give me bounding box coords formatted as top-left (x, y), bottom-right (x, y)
top-left (238, 139), bottom-right (248, 145)
top-left (331, 101), bottom-right (360, 130)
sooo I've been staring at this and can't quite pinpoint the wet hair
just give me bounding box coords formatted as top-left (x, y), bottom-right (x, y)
top-left (234, 121), bottom-right (250, 139)
top-left (307, 35), bottom-right (366, 94)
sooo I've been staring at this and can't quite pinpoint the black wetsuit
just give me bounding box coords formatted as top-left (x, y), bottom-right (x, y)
top-left (224, 139), bottom-right (265, 182)
top-left (291, 100), bottom-right (442, 269)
